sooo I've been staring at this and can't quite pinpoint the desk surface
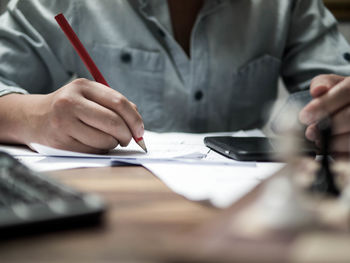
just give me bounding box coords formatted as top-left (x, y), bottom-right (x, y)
top-left (0, 166), bottom-right (219, 262)
top-left (2, 164), bottom-right (350, 263)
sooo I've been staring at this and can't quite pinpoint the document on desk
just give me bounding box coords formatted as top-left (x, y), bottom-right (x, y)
top-left (0, 130), bottom-right (262, 171)
top-left (143, 162), bottom-right (284, 208)
top-left (17, 156), bottom-right (112, 172)
top-left (0, 129), bottom-right (284, 208)
top-left (26, 130), bottom-right (263, 164)
top-left (0, 130), bottom-right (257, 169)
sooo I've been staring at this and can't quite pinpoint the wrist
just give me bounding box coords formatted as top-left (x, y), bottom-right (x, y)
top-left (0, 93), bottom-right (49, 145)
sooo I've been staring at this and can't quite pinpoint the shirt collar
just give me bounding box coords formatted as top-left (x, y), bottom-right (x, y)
top-left (137, 0), bottom-right (229, 34)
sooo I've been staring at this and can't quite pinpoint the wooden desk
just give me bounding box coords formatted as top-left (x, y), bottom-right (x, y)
top-left (2, 163), bottom-right (350, 263)
top-left (0, 166), bottom-right (219, 262)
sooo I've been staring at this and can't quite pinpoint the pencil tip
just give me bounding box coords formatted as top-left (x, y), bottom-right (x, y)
top-left (137, 139), bottom-right (148, 153)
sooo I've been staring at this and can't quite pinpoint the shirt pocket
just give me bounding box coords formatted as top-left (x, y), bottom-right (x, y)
top-left (227, 54), bottom-right (281, 130)
top-left (90, 43), bottom-right (165, 130)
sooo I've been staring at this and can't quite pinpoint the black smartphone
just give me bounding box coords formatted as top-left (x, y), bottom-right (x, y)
top-left (204, 136), bottom-right (317, 162)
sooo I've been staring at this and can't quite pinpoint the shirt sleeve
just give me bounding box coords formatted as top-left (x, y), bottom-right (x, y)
top-left (0, 0), bottom-right (75, 97)
top-left (271, 0), bottom-right (350, 133)
top-left (282, 0), bottom-right (350, 93)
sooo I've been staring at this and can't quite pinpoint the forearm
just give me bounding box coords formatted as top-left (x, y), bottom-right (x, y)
top-left (0, 93), bottom-right (48, 145)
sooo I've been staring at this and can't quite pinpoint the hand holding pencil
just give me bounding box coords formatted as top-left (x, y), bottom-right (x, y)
top-left (0, 13), bottom-right (147, 154)
top-left (53, 13), bottom-right (147, 153)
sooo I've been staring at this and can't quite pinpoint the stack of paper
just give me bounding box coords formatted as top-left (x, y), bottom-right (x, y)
top-left (0, 130), bottom-right (284, 208)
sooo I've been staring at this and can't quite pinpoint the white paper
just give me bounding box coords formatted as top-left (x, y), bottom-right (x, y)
top-left (17, 156), bottom-right (111, 172)
top-left (28, 130), bottom-right (262, 162)
top-left (143, 162), bottom-right (284, 208)
top-left (0, 129), bottom-right (283, 208)
top-left (0, 130), bottom-right (260, 171)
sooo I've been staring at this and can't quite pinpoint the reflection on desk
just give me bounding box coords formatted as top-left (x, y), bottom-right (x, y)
top-left (0, 166), bottom-right (218, 262)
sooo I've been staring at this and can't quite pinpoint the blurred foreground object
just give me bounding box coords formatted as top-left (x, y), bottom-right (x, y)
top-left (0, 151), bottom-right (105, 238)
top-left (162, 159), bottom-right (350, 263)
top-left (161, 115), bottom-right (350, 262)
top-left (309, 117), bottom-right (340, 196)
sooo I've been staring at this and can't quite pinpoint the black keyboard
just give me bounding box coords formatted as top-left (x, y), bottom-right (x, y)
top-left (0, 151), bottom-right (105, 236)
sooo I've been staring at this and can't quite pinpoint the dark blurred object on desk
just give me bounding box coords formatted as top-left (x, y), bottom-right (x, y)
top-left (309, 117), bottom-right (340, 197)
top-left (0, 151), bottom-right (106, 238)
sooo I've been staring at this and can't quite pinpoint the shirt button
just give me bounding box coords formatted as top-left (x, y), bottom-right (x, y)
top-left (194, 90), bottom-right (203, 101)
top-left (158, 28), bottom-right (166, 38)
top-left (343, 52), bottom-right (350, 62)
top-left (120, 52), bottom-right (132, 63)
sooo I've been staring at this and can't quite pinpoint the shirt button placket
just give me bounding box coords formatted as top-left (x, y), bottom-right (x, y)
top-left (190, 19), bottom-right (208, 132)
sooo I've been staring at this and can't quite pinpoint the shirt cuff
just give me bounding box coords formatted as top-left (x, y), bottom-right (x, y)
top-left (0, 83), bottom-right (29, 97)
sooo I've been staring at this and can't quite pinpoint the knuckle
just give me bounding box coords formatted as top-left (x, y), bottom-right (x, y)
top-left (113, 95), bottom-right (128, 110)
top-left (53, 93), bottom-right (75, 110)
top-left (131, 102), bottom-right (138, 111)
top-left (72, 78), bottom-right (89, 87)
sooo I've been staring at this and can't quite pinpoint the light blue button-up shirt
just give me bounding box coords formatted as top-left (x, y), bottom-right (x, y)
top-left (1, 0), bottom-right (350, 132)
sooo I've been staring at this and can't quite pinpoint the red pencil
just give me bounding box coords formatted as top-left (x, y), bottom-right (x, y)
top-left (55, 13), bottom-right (147, 153)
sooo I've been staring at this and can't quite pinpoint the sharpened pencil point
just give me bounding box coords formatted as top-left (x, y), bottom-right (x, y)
top-left (137, 138), bottom-right (148, 153)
